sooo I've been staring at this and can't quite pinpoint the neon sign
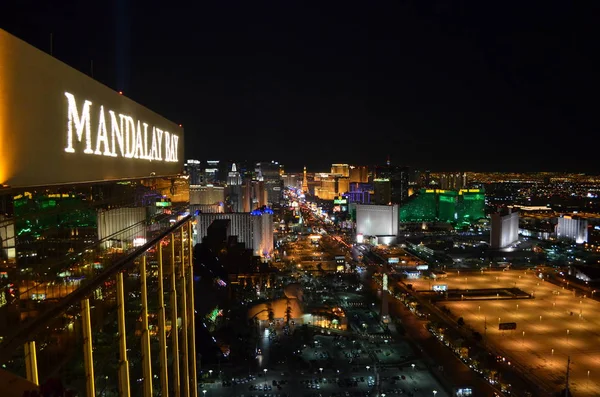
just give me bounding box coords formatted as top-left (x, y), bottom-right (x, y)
top-left (64, 92), bottom-right (179, 162)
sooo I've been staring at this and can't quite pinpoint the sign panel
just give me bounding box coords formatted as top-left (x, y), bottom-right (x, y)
top-left (499, 322), bottom-right (517, 330)
top-left (0, 28), bottom-right (184, 187)
top-left (432, 284), bottom-right (448, 292)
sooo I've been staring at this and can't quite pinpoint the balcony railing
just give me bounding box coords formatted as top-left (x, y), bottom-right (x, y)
top-left (0, 213), bottom-right (198, 397)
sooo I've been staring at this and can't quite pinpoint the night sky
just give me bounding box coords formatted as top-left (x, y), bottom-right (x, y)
top-left (1, 1), bottom-right (598, 172)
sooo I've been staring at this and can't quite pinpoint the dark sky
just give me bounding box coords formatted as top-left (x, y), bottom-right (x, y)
top-left (1, 1), bottom-right (598, 172)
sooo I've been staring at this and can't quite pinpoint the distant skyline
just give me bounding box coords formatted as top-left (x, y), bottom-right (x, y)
top-left (1, 1), bottom-right (598, 172)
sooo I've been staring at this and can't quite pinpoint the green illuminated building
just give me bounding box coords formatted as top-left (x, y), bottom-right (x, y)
top-left (456, 189), bottom-right (486, 222)
top-left (438, 190), bottom-right (457, 222)
top-left (399, 190), bottom-right (437, 222)
top-left (399, 188), bottom-right (485, 224)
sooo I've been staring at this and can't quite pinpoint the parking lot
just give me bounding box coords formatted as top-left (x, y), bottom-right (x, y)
top-left (206, 360), bottom-right (448, 397)
top-left (411, 269), bottom-right (600, 396)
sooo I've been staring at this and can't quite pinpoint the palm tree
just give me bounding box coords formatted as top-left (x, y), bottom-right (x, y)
top-left (268, 305), bottom-right (275, 323)
top-left (285, 299), bottom-right (292, 324)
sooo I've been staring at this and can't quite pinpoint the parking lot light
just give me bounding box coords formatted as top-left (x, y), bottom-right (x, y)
top-left (411, 363), bottom-right (415, 371)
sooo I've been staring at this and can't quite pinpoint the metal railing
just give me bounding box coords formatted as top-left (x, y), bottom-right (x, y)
top-left (0, 214), bottom-right (198, 397)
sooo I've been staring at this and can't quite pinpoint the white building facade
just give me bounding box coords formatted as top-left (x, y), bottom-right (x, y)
top-left (194, 209), bottom-right (274, 257)
top-left (355, 204), bottom-right (399, 239)
top-left (490, 211), bottom-right (519, 249)
top-left (557, 215), bottom-right (588, 244)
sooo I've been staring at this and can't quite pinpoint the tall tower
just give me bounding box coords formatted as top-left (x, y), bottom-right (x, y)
top-left (227, 163), bottom-right (242, 186)
top-left (302, 166), bottom-right (309, 193)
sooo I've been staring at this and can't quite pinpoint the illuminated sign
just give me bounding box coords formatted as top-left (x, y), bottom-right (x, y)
top-left (382, 273), bottom-right (388, 291)
top-left (64, 92), bottom-right (179, 162)
top-left (432, 284), bottom-right (448, 291)
top-left (155, 201), bottom-right (172, 207)
top-left (334, 197), bottom-right (347, 204)
top-left (388, 257), bottom-right (400, 264)
top-left (458, 189), bottom-right (481, 195)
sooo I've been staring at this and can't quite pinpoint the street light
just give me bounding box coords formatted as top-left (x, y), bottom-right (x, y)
top-left (411, 363), bottom-right (416, 371)
top-left (433, 391), bottom-right (438, 396)
top-left (366, 365), bottom-right (370, 371)
top-left (319, 367), bottom-right (323, 376)
top-left (522, 331), bottom-right (525, 345)
top-left (588, 370), bottom-right (591, 389)
top-left (264, 368), bottom-right (268, 387)
top-left (202, 390), bottom-right (206, 397)
top-left (209, 369), bottom-right (213, 377)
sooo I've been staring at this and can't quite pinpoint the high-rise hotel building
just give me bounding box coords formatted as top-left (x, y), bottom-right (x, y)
top-left (0, 27), bottom-right (186, 343)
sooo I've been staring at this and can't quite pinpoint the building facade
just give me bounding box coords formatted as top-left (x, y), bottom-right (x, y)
top-left (355, 204), bottom-right (399, 238)
top-left (400, 188), bottom-right (485, 224)
top-left (190, 184), bottom-right (225, 205)
top-left (373, 179), bottom-right (391, 205)
top-left (194, 209), bottom-right (274, 257)
top-left (490, 210), bottom-right (519, 249)
top-left (0, 27), bottom-right (187, 394)
top-left (557, 215), bottom-right (588, 244)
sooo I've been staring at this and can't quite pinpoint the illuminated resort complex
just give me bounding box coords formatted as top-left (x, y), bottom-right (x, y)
top-left (399, 189), bottom-right (485, 224)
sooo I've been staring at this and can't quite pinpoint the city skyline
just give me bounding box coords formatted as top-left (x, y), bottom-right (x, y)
top-left (1, 2), bottom-right (597, 172)
top-left (3, 6), bottom-right (600, 396)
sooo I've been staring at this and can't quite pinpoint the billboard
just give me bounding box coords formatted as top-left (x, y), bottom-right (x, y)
top-left (0, 29), bottom-right (184, 187)
top-left (432, 284), bottom-right (448, 291)
top-left (499, 322), bottom-right (517, 330)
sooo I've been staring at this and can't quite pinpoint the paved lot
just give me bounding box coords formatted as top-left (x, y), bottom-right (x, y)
top-left (203, 362), bottom-right (448, 397)
top-left (411, 269), bottom-right (600, 396)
